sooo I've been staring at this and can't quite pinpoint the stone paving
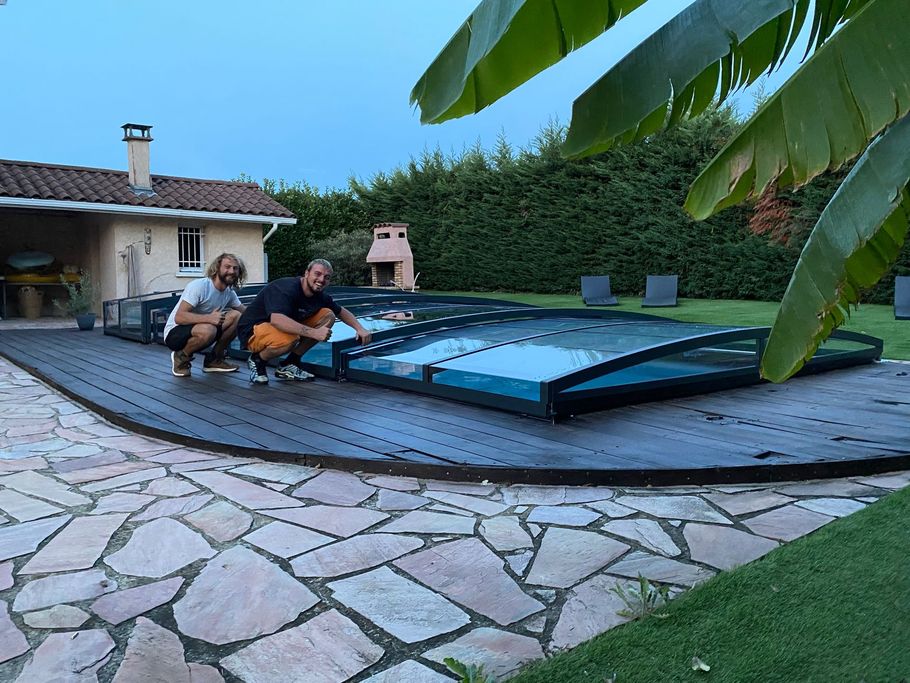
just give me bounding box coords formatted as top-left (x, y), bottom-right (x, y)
top-left (0, 355), bottom-right (907, 682)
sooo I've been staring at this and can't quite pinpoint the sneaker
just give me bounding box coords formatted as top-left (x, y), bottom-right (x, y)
top-left (203, 353), bottom-right (238, 373)
top-left (171, 350), bottom-right (192, 377)
top-left (247, 356), bottom-right (268, 384)
top-left (275, 363), bottom-right (315, 381)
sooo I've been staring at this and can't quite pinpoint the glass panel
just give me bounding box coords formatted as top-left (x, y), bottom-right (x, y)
top-left (564, 340), bottom-right (758, 392)
top-left (430, 323), bottom-right (741, 400)
top-left (808, 337), bottom-right (871, 357)
top-left (345, 319), bottom-right (598, 380)
top-left (330, 304), bottom-right (515, 341)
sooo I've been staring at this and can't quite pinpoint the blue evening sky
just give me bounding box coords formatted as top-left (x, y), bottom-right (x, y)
top-left (1, 1), bottom-right (791, 191)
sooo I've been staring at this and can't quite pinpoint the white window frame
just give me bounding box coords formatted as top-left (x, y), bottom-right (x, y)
top-left (177, 226), bottom-right (205, 274)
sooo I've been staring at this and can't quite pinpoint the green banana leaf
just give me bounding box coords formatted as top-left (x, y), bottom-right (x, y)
top-left (685, 0), bottom-right (910, 219)
top-left (563, 0), bottom-right (805, 157)
top-left (761, 112), bottom-right (910, 382)
top-left (411, 0), bottom-right (648, 124)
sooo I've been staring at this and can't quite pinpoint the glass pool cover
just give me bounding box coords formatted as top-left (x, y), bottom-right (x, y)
top-left (112, 287), bottom-right (881, 419)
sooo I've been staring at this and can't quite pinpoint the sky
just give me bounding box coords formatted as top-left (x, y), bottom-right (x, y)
top-left (0, 0), bottom-right (792, 192)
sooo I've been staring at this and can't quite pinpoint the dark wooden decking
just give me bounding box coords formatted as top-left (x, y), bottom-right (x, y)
top-left (2, 328), bottom-right (909, 485)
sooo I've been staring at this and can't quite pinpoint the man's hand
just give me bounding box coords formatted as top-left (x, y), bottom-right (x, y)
top-left (355, 327), bottom-right (372, 346)
top-left (206, 309), bottom-right (227, 326)
top-left (306, 326), bottom-right (332, 343)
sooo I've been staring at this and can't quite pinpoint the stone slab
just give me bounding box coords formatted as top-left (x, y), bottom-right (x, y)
top-left (15, 629), bottom-right (114, 682)
top-left (20, 513), bottom-right (128, 574)
top-left (262, 505), bottom-right (389, 538)
top-left (112, 617), bottom-right (192, 683)
top-left (703, 490), bottom-right (795, 516)
top-left (380, 511), bottom-right (475, 535)
top-left (424, 490), bottom-right (506, 516)
top-left (144, 478), bottom-right (200, 497)
top-left (527, 506), bottom-right (601, 527)
top-left (220, 609), bottom-right (383, 682)
top-left (684, 523), bottom-right (780, 570)
top-left (422, 628), bottom-right (544, 681)
top-left (291, 533), bottom-right (424, 578)
top-left (0, 488), bottom-right (64, 521)
top-left (228, 462), bottom-right (318, 484)
top-left (602, 518), bottom-right (680, 557)
top-left (292, 470), bottom-right (376, 506)
top-left (90, 493), bottom-right (156, 515)
top-left (550, 574), bottom-right (634, 650)
top-left (377, 489), bottom-right (429, 511)
top-left (91, 577), bottom-right (185, 626)
top-left (0, 600), bottom-right (29, 665)
top-left (614, 495), bottom-right (731, 524)
top-left (479, 515), bottom-right (533, 551)
top-left (396, 538), bottom-right (543, 625)
top-left (526, 528), bottom-right (630, 588)
top-left (131, 494), bottom-right (214, 521)
top-left (80, 467), bottom-right (167, 493)
top-left (13, 569), bottom-right (117, 612)
top-left (743, 505), bottom-right (835, 541)
top-left (502, 485), bottom-right (613, 506)
top-left (0, 471), bottom-right (89, 506)
top-left (243, 521), bottom-right (333, 558)
top-left (362, 660), bottom-right (453, 682)
top-left (174, 546), bottom-right (318, 644)
top-left (183, 501), bottom-right (253, 542)
top-left (775, 480), bottom-right (882, 497)
top-left (105, 518), bottom-right (215, 578)
top-left (795, 498), bottom-right (866, 518)
top-left (0, 514), bottom-right (71, 561)
top-left (608, 551), bottom-right (715, 587)
top-left (183, 470), bottom-right (304, 510)
top-left (23, 604), bottom-right (90, 629)
top-left (366, 475), bottom-right (420, 491)
top-left (329, 566), bottom-right (469, 643)
top-left (57, 460), bottom-right (156, 485)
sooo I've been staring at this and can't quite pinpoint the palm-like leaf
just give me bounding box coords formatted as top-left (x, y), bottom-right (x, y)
top-left (411, 0), bottom-right (649, 125)
top-left (686, 0), bottom-right (910, 219)
top-left (761, 113), bottom-right (910, 381)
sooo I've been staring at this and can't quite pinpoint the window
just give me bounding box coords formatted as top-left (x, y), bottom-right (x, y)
top-left (178, 226), bottom-right (204, 273)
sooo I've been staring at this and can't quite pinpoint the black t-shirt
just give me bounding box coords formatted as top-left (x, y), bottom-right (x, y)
top-left (237, 277), bottom-right (342, 345)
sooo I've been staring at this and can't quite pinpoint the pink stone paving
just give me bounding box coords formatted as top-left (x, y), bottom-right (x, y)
top-left (0, 359), bottom-right (898, 681)
top-left (395, 538), bottom-right (544, 625)
top-left (91, 577), bottom-right (185, 625)
top-left (173, 547), bottom-right (318, 644)
top-left (262, 505), bottom-right (389, 537)
top-left (220, 609), bottom-right (383, 682)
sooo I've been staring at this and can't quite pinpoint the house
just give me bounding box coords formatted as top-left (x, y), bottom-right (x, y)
top-left (0, 124), bottom-right (296, 317)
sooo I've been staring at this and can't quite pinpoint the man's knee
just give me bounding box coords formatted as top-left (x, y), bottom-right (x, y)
top-left (306, 308), bottom-right (336, 329)
top-left (192, 323), bottom-right (218, 344)
top-left (223, 309), bottom-right (241, 326)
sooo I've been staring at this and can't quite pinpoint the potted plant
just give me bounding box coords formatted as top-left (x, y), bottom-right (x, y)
top-left (54, 271), bottom-right (96, 330)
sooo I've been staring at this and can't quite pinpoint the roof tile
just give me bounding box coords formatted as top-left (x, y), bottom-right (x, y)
top-left (0, 159), bottom-right (295, 220)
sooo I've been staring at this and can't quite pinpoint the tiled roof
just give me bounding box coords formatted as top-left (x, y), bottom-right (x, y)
top-left (0, 159), bottom-right (296, 220)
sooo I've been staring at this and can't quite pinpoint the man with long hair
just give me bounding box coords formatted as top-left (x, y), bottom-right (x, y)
top-left (238, 258), bottom-right (372, 384)
top-left (163, 253), bottom-right (247, 376)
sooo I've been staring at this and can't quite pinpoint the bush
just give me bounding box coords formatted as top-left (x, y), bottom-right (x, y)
top-left (309, 229), bottom-right (373, 286)
top-left (53, 271), bottom-right (94, 315)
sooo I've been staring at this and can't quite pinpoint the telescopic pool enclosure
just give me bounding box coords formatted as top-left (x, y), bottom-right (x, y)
top-left (103, 286), bottom-right (883, 420)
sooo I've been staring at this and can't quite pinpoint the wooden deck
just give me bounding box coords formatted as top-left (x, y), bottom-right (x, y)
top-left (2, 327), bottom-right (909, 485)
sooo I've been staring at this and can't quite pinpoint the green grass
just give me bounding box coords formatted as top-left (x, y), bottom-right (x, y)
top-left (508, 487), bottom-right (910, 683)
top-left (423, 291), bottom-right (910, 360)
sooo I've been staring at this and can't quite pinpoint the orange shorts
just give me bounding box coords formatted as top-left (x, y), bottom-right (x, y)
top-left (246, 308), bottom-right (334, 353)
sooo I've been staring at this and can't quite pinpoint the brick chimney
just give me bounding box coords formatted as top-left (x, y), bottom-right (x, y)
top-left (122, 123), bottom-right (153, 194)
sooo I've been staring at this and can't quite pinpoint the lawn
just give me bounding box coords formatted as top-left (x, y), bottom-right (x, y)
top-left (423, 291), bottom-right (910, 360)
top-left (508, 486), bottom-right (910, 683)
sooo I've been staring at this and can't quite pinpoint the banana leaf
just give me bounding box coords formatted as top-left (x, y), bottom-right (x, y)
top-left (411, 0), bottom-right (648, 124)
top-left (685, 0), bottom-right (910, 219)
top-left (761, 112), bottom-right (910, 382)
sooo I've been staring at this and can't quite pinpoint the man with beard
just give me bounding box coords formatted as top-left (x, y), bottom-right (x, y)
top-left (164, 253), bottom-right (247, 376)
top-left (238, 258), bottom-right (372, 384)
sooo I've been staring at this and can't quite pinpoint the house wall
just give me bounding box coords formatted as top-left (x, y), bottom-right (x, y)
top-left (0, 207), bottom-right (266, 316)
top-left (100, 216), bottom-right (265, 301)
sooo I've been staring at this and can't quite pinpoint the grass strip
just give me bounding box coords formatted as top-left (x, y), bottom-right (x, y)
top-left (510, 486), bottom-right (910, 683)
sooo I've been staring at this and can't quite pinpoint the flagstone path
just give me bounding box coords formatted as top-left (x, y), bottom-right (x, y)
top-left (0, 356), bottom-right (907, 681)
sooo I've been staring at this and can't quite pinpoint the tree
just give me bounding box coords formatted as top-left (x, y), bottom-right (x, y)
top-left (411, 0), bottom-right (910, 381)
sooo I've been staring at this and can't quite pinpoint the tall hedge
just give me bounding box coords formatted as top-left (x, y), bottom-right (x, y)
top-left (261, 111), bottom-right (908, 303)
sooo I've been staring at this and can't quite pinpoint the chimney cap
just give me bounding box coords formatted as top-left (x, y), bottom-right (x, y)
top-left (122, 123), bottom-right (153, 141)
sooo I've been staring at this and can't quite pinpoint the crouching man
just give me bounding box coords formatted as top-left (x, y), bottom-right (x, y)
top-left (164, 253), bottom-right (247, 376)
top-left (237, 258), bottom-right (372, 384)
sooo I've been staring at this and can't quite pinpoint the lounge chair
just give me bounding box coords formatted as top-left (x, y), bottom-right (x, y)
top-left (896, 275), bottom-right (910, 320)
top-left (642, 274), bottom-right (678, 307)
top-left (581, 275), bottom-right (618, 306)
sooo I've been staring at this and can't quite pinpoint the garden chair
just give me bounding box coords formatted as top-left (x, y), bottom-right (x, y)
top-left (895, 275), bottom-right (910, 320)
top-left (642, 274), bottom-right (678, 307)
top-left (581, 275), bottom-right (618, 306)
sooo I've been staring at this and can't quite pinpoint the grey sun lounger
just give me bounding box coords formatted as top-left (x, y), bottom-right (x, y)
top-left (581, 275), bottom-right (618, 306)
top-left (896, 275), bottom-right (910, 320)
top-left (642, 274), bottom-right (678, 307)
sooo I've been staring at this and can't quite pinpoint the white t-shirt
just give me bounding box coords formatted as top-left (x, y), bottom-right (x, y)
top-left (163, 278), bottom-right (242, 340)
